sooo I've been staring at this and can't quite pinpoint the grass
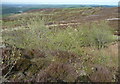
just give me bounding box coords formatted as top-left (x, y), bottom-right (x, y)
top-left (2, 7), bottom-right (102, 28)
top-left (3, 19), bottom-right (117, 58)
top-left (2, 7), bottom-right (118, 82)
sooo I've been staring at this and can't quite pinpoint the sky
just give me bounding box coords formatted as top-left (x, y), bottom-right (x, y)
top-left (1, 0), bottom-right (120, 5)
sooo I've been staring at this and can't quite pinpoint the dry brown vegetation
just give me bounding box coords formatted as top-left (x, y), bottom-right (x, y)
top-left (1, 7), bottom-right (119, 83)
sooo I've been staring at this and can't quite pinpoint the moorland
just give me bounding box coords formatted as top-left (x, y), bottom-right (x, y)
top-left (0, 4), bottom-right (119, 82)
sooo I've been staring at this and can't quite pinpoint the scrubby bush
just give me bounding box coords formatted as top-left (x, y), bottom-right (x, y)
top-left (2, 19), bottom-right (118, 82)
top-left (3, 19), bottom-right (50, 49)
top-left (3, 20), bottom-right (116, 55)
top-left (88, 22), bottom-right (116, 49)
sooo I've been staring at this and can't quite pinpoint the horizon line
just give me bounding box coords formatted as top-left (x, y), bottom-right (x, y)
top-left (2, 3), bottom-right (118, 6)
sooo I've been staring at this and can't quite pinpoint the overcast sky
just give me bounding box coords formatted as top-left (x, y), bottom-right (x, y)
top-left (1, 0), bottom-right (119, 5)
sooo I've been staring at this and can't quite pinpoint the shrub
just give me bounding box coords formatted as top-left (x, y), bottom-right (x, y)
top-left (88, 22), bottom-right (116, 49)
top-left (3, 20), bottom-right (116, 55)
top-left (3, 19), bottom-right (51, 50)
top-left (74, 21), bottom-right (116, 49)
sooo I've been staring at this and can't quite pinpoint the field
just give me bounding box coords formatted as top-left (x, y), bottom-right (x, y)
top-left (1, 6), bottom-right (119, 82)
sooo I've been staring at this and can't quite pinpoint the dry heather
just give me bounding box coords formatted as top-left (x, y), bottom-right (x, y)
top-left (1, 7), bottom-right (119, 82)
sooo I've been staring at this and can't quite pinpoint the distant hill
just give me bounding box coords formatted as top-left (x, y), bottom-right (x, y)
top-left (2, 4), bottom-right (117, 15)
